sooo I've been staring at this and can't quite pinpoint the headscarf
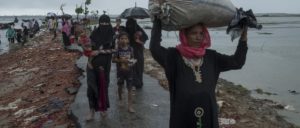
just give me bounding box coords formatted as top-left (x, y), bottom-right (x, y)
top-left (90, 14), bottom-right (114, 49)
top-left (176, 25), bottom-right (211, 59)
top-left (125, 18), bottom-right (148, 43)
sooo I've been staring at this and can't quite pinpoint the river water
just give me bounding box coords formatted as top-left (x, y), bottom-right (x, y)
top-left (212, 17), bottom-right (300, 125)
top-left (1, 16), bottom-right (300, 125)
top-left (0, 16), bottom-right (44, 54)
top-left (142, 16), bottom-right (300, 125)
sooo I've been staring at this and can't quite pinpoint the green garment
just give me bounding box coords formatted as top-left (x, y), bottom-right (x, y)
top-left (6, 28), bottom-right (16, 38)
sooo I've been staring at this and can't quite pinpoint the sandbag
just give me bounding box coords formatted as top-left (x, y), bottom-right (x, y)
top-left (149, 0), bottom-right (236, 31)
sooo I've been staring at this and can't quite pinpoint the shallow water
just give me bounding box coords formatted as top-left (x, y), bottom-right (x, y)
top-left (0, 16), bottom-right (44, 55)
top-left (213, 26), bottom-right (300, 125)
top-left (0, 30), bottom-right (9, 55)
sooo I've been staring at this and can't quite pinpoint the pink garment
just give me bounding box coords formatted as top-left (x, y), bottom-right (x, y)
top-left (62, 23), bottom-right (70, 36)
top-left (176, 26), bottom-right (211, 59)
top-left (98, 69), bottom-right (107, 112)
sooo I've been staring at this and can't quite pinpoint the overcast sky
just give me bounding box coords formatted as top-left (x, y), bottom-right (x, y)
top-left (0, 0), bottom-right (299, 16)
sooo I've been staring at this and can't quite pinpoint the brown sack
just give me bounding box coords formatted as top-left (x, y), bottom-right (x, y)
top-left (149, 0), bottom-right (236, 31)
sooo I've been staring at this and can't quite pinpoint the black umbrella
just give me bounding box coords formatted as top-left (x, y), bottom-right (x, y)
top-left (119, 6), bottom-right (150, 19)
top-left (60, 14), bottom-right (72, 19)
top-left (22, 19), bottom-right (31, 22)
top-left (46, 12), bottom-right (57, 20)
top-left (47, 12), bottom-right (56, 17)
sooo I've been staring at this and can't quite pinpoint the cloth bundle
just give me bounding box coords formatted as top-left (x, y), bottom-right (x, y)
top-left (227, 8), bottom-right (263, 41)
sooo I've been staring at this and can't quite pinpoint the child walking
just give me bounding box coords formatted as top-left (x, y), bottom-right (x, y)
top-left (112, 32), bottom-right (136, 113)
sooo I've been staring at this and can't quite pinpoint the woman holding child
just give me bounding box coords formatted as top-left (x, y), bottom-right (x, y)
top-left (83, 14), bottom-right (115, 120)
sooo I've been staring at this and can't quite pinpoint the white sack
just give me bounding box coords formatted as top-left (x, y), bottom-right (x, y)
top-left (149, 0), bottom-right (236, 31)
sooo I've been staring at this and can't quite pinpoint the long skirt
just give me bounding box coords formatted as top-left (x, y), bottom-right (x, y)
top-left (62, 32), bottom-right (71, 47)
top-left (132, 46), bottom-right (144, 88)
top-left (86, 55), bottom-right (112, 111)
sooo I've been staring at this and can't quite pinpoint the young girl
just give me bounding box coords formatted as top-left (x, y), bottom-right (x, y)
top-left (112, 32), bottom-right (136, 113)
top-left (77, 25), bottom-right (94, 69)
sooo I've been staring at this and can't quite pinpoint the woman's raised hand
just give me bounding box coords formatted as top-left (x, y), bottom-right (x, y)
top-left (240, 26), bottom-right (248, 42)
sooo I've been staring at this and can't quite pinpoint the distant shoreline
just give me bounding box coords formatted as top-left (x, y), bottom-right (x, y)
top-left (1, 13), bottom-right (300, 17)
top-left (255, 13), bottom-right (300, 17)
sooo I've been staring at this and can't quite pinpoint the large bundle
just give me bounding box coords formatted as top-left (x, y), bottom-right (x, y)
top-left (149, 0), bottom-right (236, 31)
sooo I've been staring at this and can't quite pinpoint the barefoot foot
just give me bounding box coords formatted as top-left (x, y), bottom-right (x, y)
top-left (128, 107), bottom-right (135, 113)
top-left (100, 111), bottom-right (107, 117)
top-left (85, 110), bottom-right (95, 121)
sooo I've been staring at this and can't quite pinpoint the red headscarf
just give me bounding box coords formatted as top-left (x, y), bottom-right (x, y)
top-left (176, 25), bottom-right (211, 59)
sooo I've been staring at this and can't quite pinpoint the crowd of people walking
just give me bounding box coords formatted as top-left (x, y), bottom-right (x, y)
top-left (80, 14), bottom-right (149, 120)
top-left (43, 11), bottom-right (249, 128)
top-left (79, 12), bottom-right (249, 128)
top-left (3, 17), bottom-right (40, 45)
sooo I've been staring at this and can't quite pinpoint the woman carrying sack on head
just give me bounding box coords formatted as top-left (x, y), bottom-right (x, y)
top-left (150, 17), bottom-right (248, 128)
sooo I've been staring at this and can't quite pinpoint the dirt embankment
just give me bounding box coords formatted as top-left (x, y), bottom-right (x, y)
top-left (143, 49), bottom-right (299, 128)
top-left (0, 32), bottom-right (81, 128)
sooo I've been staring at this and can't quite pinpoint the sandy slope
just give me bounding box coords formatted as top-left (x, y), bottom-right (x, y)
top-left (0, 32), bottom-right (80, 128)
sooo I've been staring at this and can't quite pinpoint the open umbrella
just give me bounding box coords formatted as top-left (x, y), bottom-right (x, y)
top-left (22, 19), bottom-right (33, 22)
top-left (119, 5), bottom-right (150, 19)
top-left (47, 12), bottom-right (56, 17)
top-left (60, 14), bottom-right (72, 19)
top-left (46, 12), bottom-right (57, 20)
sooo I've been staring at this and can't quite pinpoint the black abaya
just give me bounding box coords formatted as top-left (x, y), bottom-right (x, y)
top-left (150, 19), bottom-right (248, 128)
top-left (86, 14), bottom-right (115, 111)
top-left (126, 18), bottom-right (148, 88)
